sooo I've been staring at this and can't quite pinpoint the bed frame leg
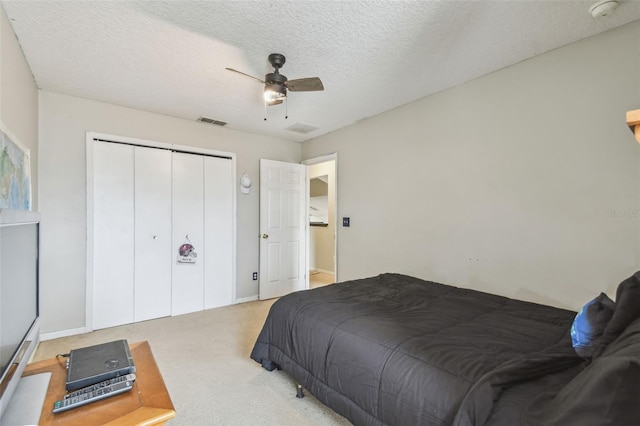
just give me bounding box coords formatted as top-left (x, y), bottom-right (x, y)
top-left (296, 384), bottom-right (305, 398)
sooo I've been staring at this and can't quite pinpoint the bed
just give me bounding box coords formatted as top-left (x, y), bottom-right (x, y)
top-left (251, 272), bottom-right (640, 425)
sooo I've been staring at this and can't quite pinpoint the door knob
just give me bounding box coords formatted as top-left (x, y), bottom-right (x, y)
top-left (261, 234), bottom-right (269, 239)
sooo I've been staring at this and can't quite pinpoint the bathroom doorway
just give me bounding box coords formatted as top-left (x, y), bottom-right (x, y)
top-left (305, 155), bottom-right (337, 289)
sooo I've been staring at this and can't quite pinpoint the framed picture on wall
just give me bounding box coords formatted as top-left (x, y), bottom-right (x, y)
top-left (0, 121), bottom-right (31, 210)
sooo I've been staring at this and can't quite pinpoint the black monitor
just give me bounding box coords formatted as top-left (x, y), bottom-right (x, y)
top-left (0, 209), bottom-right (50, 425)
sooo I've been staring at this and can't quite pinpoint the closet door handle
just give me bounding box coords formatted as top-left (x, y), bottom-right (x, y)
top-left (261, 234), bottom-right (269, 239)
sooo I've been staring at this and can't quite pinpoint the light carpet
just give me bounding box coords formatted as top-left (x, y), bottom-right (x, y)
top-left (34, 298), bottom-right (351, 425)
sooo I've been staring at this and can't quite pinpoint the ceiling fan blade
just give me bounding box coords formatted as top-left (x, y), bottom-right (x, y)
top-left (285, 77), bottom-right (324, 92)
top-left (225, 68), bottom-right (265, 84)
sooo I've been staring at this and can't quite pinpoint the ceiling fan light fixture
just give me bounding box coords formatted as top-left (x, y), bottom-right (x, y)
top-left (226, 53), bottom-right (323, 115)
top-left (264, 83), bottom-right (287, 104)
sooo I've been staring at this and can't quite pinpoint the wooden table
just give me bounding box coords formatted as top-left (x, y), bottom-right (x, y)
top-left (23, 341), bottom-right (175, 425)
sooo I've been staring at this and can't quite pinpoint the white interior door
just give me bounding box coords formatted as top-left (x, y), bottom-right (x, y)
top-left (134, 146), bottom-right (172, 322)
top-left (259, 159), bottom-right (307, 299)
top-left (204, 156), bottom-right (234, 308)
top-left (92, 142), bottom-right (134, 329)
top-left (172, 152), bottom-right (205, 315)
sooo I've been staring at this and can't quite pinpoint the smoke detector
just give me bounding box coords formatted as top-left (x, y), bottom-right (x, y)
top-left (588, 0), bottom-right (618, 18)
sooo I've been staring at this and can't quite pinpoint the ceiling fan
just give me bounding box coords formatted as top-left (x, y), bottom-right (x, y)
top-left (225, 53), bottom-right (324, 108)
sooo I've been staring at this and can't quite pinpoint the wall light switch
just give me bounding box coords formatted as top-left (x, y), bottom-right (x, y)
top-left (343, 217), bottom-right (350, 227)
top-left (253, 272), bottom-right (258, 280)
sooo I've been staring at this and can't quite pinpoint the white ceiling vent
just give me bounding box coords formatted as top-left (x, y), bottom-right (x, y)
top-left (198, 117), bottom-right (227, 126)
top-left (286, 123), bottom-right (319, 134)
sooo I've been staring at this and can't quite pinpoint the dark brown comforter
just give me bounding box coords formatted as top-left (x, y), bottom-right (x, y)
top-left (251, 273), bottom-right (585, 425)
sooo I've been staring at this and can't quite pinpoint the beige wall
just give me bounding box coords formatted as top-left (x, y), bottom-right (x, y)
top-left (6, 1), bottom-right (640, 332)
top-left (38, 91), bottom-right (301, 334)
top-left (0, 6), bottom-right (38, 208)
top-left (303, 21), bottom-right (640, 311)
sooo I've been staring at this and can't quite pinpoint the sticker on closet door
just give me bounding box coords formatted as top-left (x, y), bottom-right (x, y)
top-left (177, 235), bottom-right (197, 264)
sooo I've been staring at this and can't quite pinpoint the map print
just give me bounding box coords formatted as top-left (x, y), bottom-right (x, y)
top-left (0, 127), bottom-right (31, 210)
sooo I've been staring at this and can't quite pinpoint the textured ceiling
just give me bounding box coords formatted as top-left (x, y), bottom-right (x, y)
top-left (3, 1), bottom-right (640, 142)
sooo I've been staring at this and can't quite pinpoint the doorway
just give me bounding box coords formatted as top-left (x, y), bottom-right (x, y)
top-left (304, 154), bottom-right (337, 289)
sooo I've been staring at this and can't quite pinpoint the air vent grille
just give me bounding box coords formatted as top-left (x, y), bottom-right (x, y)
top-left (286, 123), bottom-right (319, 134)
top-left (198, 117), bottom-right (227, 126)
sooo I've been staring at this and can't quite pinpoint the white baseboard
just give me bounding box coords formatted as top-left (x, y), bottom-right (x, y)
top-left (40, 326), bottom-right (88, 341)
top-left (235, 295), bottom-right (259, 304)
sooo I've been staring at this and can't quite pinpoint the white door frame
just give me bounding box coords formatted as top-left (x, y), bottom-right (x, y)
top-left (86, 131), bottom-right (237, 332)
top-left (303, 153), bottom-right (338, 287)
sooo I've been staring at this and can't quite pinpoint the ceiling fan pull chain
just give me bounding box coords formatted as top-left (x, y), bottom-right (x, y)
top-left (264, 101), bottom-right (267, 121)
top-left (285, 97), bottom-right (288, 120)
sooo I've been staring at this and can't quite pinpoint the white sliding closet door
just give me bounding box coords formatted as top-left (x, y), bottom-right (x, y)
top-left (92, 142), bottom-right (135, 329)
top-left (172, 152), bottom-right (205, 315)
top-left (90, 134), bottom-right (236, 329)
top-left (134, 146), bottom-right (172, 322)
top-left (204, 156), bottom-right (234, 308)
